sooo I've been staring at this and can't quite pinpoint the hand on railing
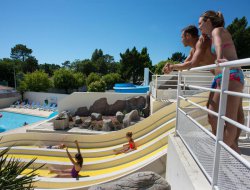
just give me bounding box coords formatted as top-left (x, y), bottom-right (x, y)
top-left (162, 63), bottom-right (173, 74)
top-left (215, 59), bottom-right (229, 65)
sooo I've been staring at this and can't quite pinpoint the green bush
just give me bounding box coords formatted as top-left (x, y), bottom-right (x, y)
top-left (88, 80), bottom-right (106, 92)
top-left (53, 69), bottom-right (76, 93)
top-left (22, 70), bottom-right (52, 92)
top-left (73, 72), bottom-right (86, 87)
top-left (86, 73), bottom-right (101, 86)
top-left (102, 73), bottom-right (122, 90)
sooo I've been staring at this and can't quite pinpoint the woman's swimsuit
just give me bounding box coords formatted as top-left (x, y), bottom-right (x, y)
top-left (129, 141), bottom-right (135, 149)
top-left (71, 166), bottom-right (80, 178)
top-left (210, 43), bottom-right (244, 88)
top-left (211, 69), bottom-right (244, 89)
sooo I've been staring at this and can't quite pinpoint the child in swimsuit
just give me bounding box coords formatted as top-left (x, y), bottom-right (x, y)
top-left (49, 140), bottom-right (83, 178)
top-left (114, 132), bottom-right (136, 154)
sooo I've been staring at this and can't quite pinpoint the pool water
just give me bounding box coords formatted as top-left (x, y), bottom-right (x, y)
top-left (0, 111), bottom-right (47, 132)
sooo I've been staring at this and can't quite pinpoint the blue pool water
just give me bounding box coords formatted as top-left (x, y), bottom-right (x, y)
top-left (0, 111), bottom-right (47, 132)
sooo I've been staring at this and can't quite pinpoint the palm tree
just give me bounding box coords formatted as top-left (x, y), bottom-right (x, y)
top-left (0, 147), bottom-right (43, 189)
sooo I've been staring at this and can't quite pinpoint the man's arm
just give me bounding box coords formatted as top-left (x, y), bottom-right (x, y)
top-left (163, 38), bottom-right (207, 73)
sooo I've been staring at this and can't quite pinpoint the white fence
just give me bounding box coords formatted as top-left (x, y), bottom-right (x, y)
top-left (175, 58), bottom-right (250, 190)
top-left (151, 71), bottom-right (214, 101)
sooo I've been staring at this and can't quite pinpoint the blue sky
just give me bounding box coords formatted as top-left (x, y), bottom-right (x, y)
top-left (0, 0), bottom-right (250, 65)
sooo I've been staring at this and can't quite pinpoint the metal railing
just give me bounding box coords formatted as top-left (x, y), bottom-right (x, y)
top-left (175, 58), bottom-right (250, 190)
top-left (151, 71), bottom-right (214, 101)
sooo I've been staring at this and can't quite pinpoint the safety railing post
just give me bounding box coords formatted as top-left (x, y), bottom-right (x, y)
top-left (175, 71), bottom-right (182, 134)
top-left (155, 75), bottom-right (158, 99)
top-left (247, 78), bottom-right (250, 139)
top-left (211, 67), bottom-right (230, 189)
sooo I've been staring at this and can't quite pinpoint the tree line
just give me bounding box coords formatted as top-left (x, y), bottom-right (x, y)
top-left (0, 17), bottom-right (249, 94)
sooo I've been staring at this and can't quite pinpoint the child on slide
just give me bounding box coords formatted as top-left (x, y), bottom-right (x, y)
top-left (114, 132), bottom-right (136, 154)
top-left (49, 140), bottom-right (83, 178)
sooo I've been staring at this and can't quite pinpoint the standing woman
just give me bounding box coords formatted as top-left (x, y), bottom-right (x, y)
top-left (199, 10), bottom-right (244, 153)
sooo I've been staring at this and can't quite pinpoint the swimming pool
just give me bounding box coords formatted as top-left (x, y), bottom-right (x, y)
top-left (0, 111), bottom-right (48, 132)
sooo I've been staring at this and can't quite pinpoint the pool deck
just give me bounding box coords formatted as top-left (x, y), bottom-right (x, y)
top-left (1, 107), bottom-right (51, 118)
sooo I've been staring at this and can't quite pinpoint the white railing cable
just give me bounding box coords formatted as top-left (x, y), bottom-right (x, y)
top-left (180, 84), bottom-right (220, 93)
top-left (186, 58), bottom-right (250, 71)
top-left (221, 116), bottom-right (250, 133)
top-left (175, 71), bottom-right (182, 134)
top-left (179, 95), bottom-right (218, 117)
top-left (223, 90), bottom-right (250, 99)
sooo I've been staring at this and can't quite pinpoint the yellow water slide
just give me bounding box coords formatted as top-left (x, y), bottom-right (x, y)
top-left (0, 93), bottom-right (209, 189)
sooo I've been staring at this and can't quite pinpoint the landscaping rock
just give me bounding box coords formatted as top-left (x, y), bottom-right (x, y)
top-left (89, 98), bottom-right (109, 115)
top-left (89, 171), bottom-right (171, 190)
top-left (91, 113), bottom-right (102, 121)
top-left (102, 119), bottom-right (113, 131)
top-left (126, 96), bottom-right (146, 112)
top-left (75, 116), bottom-right (82, 124)
top-left (108, 100), bottom-right (126, 115)
top-left (116, 111), bottom-right (124, 123)
top-left (123, 110), bottom-right (140, 128)
top-left (80, 118), bottom-right (91, 129)
top-left (75, 107), bottom-right (89, 117)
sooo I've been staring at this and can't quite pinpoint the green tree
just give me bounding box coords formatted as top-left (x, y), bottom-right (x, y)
top-left (17, 81), bottom-right (27, 101)
top-left (39, 63), bottom-right (61, 77)
top-left (10, 44), bottom-right (32, 62)
top-left (91, 49), bottom-right (104, 62)
top-left (72, 59), bottom-right (97, 76)
top-left (102, 73), bottom-right (122, 90)
top-left (168, 52), bottom-right (187, 62)
top-left (120, 47), bottom-right (152, 83)
top-left (0, 147), bottom-right (42, 189)
top-left (86, 73), bottom-right (101, 86)
top-left (88, 80), bottom-right (106, 92)
top-left (227, 17), bottom-right (250, 60)
top-left (23, 71), bottom-right (52, 92)
top-left (62, 60), bottom-right (71, 68)
top-left (21, 56), bottom-right (38, 73)
top-left (0, 58), bottom-right (16, 87)
top-left (73, 72), bottom-right (86, 90)
top-left (53, 69), bottom-right (78, 93)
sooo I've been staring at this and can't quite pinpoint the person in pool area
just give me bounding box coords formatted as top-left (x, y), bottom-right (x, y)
top-left (39, 143), bottom-right (66, 149)
top-left (162, 25), bottom-right (215, 74)
top-left (114, 132), bottom-right (136, 154)
top-left (199, 10), bottom-right (244, 153)
top-left (50, 140), bottom-right (83, 178)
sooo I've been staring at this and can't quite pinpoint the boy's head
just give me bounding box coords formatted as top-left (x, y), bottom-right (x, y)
top-left (181, 25), bottom-right (199, 47)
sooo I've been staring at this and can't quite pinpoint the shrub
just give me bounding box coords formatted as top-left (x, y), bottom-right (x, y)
top-left (22, 70), bottom-right (52, 92)
top-left (88, 80), bottom-right (106, 92)
top-left (86, 73), bottom-right (101, 86)
top-left (102, 73), bottom-right (122, 90)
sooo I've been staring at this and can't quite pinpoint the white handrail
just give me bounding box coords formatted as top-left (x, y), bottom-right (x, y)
top-left (186, 58), bottom-right (250, 71)
top-left (174, 58), bottom-right (250, 190)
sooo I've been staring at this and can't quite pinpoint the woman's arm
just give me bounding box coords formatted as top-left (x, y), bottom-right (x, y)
top-left (212, 28), bottom-right (224, 60)
top-left (66, 148), bottom-right (77, 165)
top-left (75, 140), bottom-right (81, 155)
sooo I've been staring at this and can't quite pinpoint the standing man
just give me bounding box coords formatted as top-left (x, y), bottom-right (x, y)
top-left (163, 25), bottom-right (215, 73)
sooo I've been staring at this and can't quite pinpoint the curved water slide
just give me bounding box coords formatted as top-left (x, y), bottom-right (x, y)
top-left (0, 93), bottom-right (209, 189)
